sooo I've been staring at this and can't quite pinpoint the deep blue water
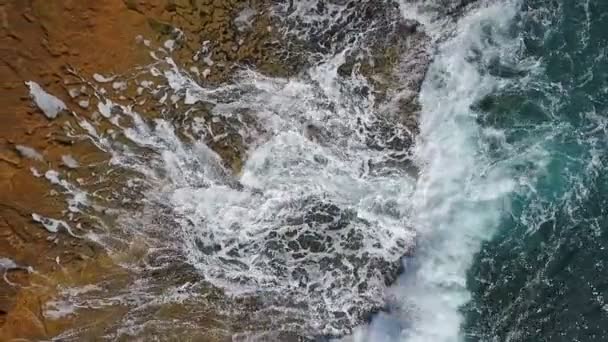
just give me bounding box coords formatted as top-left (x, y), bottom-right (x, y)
top-left (464, 0), bottom-right (608, 340)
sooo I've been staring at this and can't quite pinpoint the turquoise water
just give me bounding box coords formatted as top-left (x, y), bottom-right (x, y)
top-left (464, 0), bottom-right (608, 340)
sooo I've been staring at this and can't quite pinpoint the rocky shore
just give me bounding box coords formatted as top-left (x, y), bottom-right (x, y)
top-left (0, 0), bottom-right (433, 339)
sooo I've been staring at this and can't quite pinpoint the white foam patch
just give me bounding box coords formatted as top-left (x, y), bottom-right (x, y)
top-left (15, 145), bottom-right (44, 161)
top-left (25, 81), bottom-right (67, 119)
top-left (32, 213), bottom-right (65, 234)
top-left (44, 284), bottom-right (103, 320)
top-left (44, 170), bottom-right (89, 213)
top-left (62, 155), bottom-right (80, 169)
top-left (97, 99), bottom-right (114, 118)
top-left (93, 73), bottom-right (116, 83)
top-left (30, 167), bottom-right (42, 177)
top-left (163, 39), bottom-right (176, 51)
top-left (0, 257), bottom-right (18, 269)
top-left (44, 300), bottom-right (77, 320)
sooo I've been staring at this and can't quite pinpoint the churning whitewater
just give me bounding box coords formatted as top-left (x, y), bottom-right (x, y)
top-left (355, 1), bottom-right (523, 341)
top-left (28, 0), bottom-right (608, 340)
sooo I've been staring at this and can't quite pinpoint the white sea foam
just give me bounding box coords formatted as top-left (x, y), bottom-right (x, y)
top-left (235, 7), bottom-right (256, 31)
top-left (44, 170), bottom-right (89, 213)
top-left (15, 144), bottom-right (44, 161)
top-left (62, 154), bottom-right (80, 169)
top-left (25, 81), bottom-right (67, 119)
top-left (97, 99), bottom-right (114, 118)
top-left (0, 257), bottom-right (18, 269)
top-left (32, 213), bottom-right (69, 234)
top-left (93, 73), bottom-right (116, 83)
top-left (349, 1), bottom-right (522, 341)
top-left (44, 284), bottom-right (103, 320)
top-left (30, 167), bottom-right (42, 177)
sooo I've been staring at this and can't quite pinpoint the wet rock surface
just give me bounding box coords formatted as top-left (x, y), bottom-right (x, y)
top-left (189, 195), bottom-right (413, 330)
top-left (276, 0), bottom-right (431, 128)
top-left (0, 0), bottom-right (147, 339)
top-left (0, 0), bottom-right (430, 340)
top-left (0, 0), bottom-right (266, 339)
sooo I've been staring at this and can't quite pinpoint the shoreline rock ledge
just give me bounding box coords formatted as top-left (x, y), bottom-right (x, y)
top-left (0, 0), bottom-right (470, 339)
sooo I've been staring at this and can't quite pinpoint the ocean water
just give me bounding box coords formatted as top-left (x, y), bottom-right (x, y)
top-left (463, 0), bottom-right (608, 341)
top-left (360, 0), bottom-right (608, 341)
top-left (29, 0), bottom-right (608, 340)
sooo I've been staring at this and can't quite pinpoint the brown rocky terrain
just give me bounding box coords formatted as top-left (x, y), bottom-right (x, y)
top-left (2, 1), bottom-right (149, 339)
top-left (0, 0), bottom-right (292, 340)
top-left (0, 0), bottom-right (429, 339)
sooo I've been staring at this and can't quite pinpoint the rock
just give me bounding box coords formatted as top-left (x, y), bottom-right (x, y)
top-left (148, 18), bottom-right (174, 35)
top-left (303, 122), bottom-right (332, 145)
top-left (0, 289), bottom-right (48, 340)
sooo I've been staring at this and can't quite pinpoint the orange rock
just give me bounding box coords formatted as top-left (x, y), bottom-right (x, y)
top-left (0, 289), bottom-right (49, 340)
top-left (0, 0), bottom-right (157, 339)
top-left (0, 0), bottom-right (294, 339)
